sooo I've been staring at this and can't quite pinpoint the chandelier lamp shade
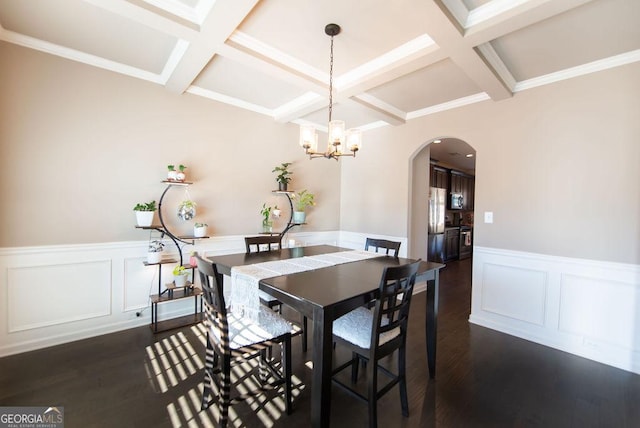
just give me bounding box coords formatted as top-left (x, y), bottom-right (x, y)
top-left (299, 24), bottom-right (362, 160)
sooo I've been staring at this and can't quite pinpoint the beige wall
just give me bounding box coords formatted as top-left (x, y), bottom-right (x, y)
top-left (2, 41), bottom-right (639, 265)
top-left (0, 42), bottom-right (341, 247)
top-left (341, 62), bottom-right (640, 265)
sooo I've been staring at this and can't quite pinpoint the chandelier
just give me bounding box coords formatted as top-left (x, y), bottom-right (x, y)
top-left (299, 24), bottom-right (362, 160)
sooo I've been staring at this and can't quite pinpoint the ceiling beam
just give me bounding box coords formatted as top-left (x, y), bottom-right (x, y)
top-left (163, 0), bottom-right (260, 94)
top-left (425, 1), bottom-right (513, 100)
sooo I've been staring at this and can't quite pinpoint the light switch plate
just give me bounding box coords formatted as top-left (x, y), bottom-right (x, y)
top-left (484, 212), bottom-right (493, 223)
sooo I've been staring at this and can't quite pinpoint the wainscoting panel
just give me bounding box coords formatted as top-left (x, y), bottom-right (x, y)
top-left (559, 274), bottom-right (640, 350)
top-left (8, 260), bottom-right (112, 332)
top-left (481, 263), bottom-right (547, 325)
top-left (471, 246), bottom-right (640, 375)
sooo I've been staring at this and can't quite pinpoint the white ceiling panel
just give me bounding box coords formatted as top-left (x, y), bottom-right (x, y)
top-left (193, 55), bottom-right (308, 109)
top-left (490, 0), bottom-right (640, 81)
top-left (366, 59), bottom-right (482, 112)
top-left (0, 0), bottom-right (177, 74)
top-left (236, 0), bottom-right (433, 74)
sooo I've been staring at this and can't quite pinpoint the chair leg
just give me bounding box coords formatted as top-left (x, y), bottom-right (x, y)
top-left (219, 354), bottom-right (232, 428)
top-left (399, 345), bottom-right (409, 417)
top-left (351, 352), bottom-right (360, 383)
top-left (259, 348), bottom-right (269, 384)
top-left (201, 337), bottom-right (216, 410)
top-left (282, 337), bottom-right (293, 415)
top-left (302, 315), bottom-right (308, 352)
top-left (367, 357), bottom-right (378, 428)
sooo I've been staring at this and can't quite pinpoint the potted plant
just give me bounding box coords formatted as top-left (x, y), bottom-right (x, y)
top-left (167, 165), bottom-right (177, 181)
top-left (147, 239), bottom-right (164, 264)
top-left (173, 265), bottom-right (189, 287)
top-left (261, 203), bottom-right (273, 233)
top-left (292, 189), bottom-right (315, 224)
top-left (134, 200), bottom-right (157, 227)
top-left (272, 162), bottom-right (292, 191)
top-left (176, 164), bottom-right (187, 182)
top-left (177, 200), bottom-right (196, 221)
top-left (194, 222), bottom-right (208, 237)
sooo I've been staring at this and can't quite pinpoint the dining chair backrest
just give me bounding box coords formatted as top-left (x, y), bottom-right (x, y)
top-left (371, 260), bottom-right (420, 351)
top-left (245, 235), bottom-right (282, 253)
top-left (365, 238), bottom-right (401, 257)
top-left (195, 255), bottom-right (228, 354)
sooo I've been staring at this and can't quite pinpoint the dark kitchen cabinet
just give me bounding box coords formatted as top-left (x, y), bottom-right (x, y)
top-left (444, 227), bottom-right (460, 261)
top-left (451, 171), bottom-right (475, 210)
top-left (430, 164), bottom-right (449, 189)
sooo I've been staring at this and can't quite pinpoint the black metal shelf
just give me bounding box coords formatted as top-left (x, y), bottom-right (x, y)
top-left (137, 180), bottom-right (205, 333)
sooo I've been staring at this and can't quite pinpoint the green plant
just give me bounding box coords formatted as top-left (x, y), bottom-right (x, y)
top-left (178, 164), bottom-right (187, 172)
top-left (173, 265), bottom-right (187, 276)
top-left (179, 200), bottom-right (197, 209)
top-left (133, 200), bottom-right (156, 211)
top-left (260, 203), bottom-right (272, 224)
top-left (294, 190), bottom-right (315, 211)
top-left (272, 162), bottom-right (292, 185)
top-left (167, 164), bottom-right (175, 171)
top-left (148, 240), bottom-right (164, 252)
top-left (195, 222), bottom-right (207, 228)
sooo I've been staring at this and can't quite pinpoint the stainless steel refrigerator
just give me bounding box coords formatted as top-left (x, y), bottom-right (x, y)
top-left (427, 187), bottom-right (446, 263)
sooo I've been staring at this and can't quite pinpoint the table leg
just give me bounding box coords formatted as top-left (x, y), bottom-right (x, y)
top-left (426, 271), bottom-right (439, 378)
top-left (311, 308), bottom-right (333, 428)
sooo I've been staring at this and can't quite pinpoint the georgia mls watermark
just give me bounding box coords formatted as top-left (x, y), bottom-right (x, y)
top-left (0, 407), bottom-right (64, 428)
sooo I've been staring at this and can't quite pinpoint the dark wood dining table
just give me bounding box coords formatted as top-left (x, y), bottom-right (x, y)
top-left (207, 245), bottom-right (444, 428)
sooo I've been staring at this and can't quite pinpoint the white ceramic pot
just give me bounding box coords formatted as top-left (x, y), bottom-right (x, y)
top-left (147, 251), bottom-right (162, 264)
top-left (135, 211), bottom-right (155, 227)
top-left (194, 226), bottom-right (207, 237)
top-left (176, 171), bottom-right (186, 182)
top-left (292, 211), bottom-right (306, 224)
top-left (174, 273), bottom-right (188, 287)
top-left (167, 170), bottom-right (178, 181)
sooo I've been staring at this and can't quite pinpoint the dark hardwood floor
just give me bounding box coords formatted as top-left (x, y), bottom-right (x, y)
top-left (1, 257), bottom-right (639, 427)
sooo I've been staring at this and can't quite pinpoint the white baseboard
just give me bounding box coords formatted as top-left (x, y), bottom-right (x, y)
top-left (470, 246), bottom-right (640, 375)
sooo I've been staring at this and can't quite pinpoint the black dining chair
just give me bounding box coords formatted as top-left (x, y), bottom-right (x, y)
top-left (245, 235), bottom-right (282, 253)
top-left (244, 236), bottom-right (308, 352)
top-left (331, 259), bottom-right (421, 428)
top-left (365, 238), bottom-right (401, 257)
top-left (244, 236), bottom-right (284, 313)
top-left (196, 255), bottom-right (295, 428)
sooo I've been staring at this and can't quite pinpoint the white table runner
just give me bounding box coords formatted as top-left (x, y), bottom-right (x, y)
top-left (230, 250), bottom-right (381, 321)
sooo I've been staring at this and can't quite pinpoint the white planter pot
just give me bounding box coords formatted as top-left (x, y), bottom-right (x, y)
top-left (176, 171), bottom-right (186, 182)
top-left (135, 211), bottom-right (155, 227)
top-left (174, 273), bottom-right (188, 287)
top-left (292, 211), bottom-right (306, 224)
top-left (167, 170), bottom-right (177, 181)
top-left (194, 226), bottom-right (207, 237)
top-left (147, 251), bottom-right (162, 264)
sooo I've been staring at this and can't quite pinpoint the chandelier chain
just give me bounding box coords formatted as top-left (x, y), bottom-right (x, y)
top-left (328, 34), bottom-right (334, 123)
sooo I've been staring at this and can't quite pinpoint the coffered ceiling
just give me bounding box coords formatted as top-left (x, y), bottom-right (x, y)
top-left (1, 0), bottom-right (638, 140)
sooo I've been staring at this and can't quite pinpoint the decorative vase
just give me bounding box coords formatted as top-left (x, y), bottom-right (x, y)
top-left (262, 221), bottom-right (273, 233)
top-left (178, 201), bottom-right (196, 221)
top-left (292, 211), bottom-right (306, 224)
top-left (135, 211), bottom-right (155, 227)
top-left (174, 273), bottom-right (188, 287)
top-left (147, 251), bottom-right (162, 264)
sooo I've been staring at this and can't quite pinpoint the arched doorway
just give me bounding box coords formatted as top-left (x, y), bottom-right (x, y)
top-left (408, 137), bottom-right (476, 262)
